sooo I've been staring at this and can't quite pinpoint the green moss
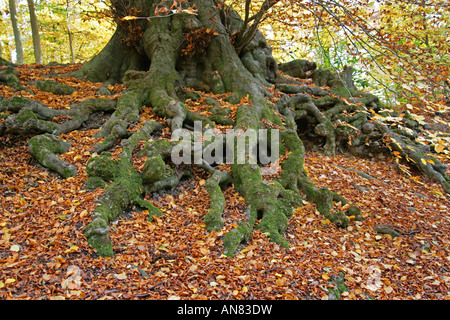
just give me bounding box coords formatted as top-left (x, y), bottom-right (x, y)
top-left (222, 209), bottom-right (257, 257)
top-left (279, 132), bottom-right (306, 189)
top-left (230, 163), bottom-right (295, 252)
top-left (204, 178), bottom-right (226, 232)
top-left (133, 198), bottom-right (164, 222)
top-left (138, 139), bottom-right (175, 159)
top-left (85, 219), bottom-right (114, 257)
top-left (2, 67), bottom-right (21, 89)
top-left (208, 114), bottom-right (234, 126)
top-left (347, 205), bottom-right (362, 221)
top-left (17, 109), bottom-right (38, 124)
top-left (141, 155), bottom-right (167, 184)
top-left (97, 176), bottom-right (142, 223)
top-left (86, 153), bottom-right (119, 181)
top-left (204, 207), bottom-right (224, 232)
top-left (40, 120), bottom-right (59, 134)
top-left (204, 97), bottom-right (221, 108)
top-left (31, 79), bottom-right (76, 95)
top-left (9, 96), bottom-right (29, 107)
top-left (257, 207), bottom-right (290, 248)
top-left (28, 133), bottom-right (70, 155)
top-left (88, 236), bottom-right (114, 257)
top-left (85, 154), bottom-right (148, 257)
top-left (328, 272), bottom-right (347, 300)
top-left (208, 105), bottom-right (231, 116)
top-left (262, 108), bottom-right (284, 127)
top-left (330, 85), bottom-right (355, 98)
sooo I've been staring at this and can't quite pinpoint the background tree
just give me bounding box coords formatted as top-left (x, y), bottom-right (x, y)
top-left (8, 0), bottom-right (23, 64)
top-left (34, 0), bottom-right (114, 63)
top-left (65, 0), bottom-right (75, 63)
top-left (27, 0), bottom-right (42, 64)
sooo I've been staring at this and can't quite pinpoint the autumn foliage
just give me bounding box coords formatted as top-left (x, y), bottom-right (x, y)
top-left (1, 0), bottom-right (450, 302)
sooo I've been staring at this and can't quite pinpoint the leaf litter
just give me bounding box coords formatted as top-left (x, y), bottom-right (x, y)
top-left (0, 63), bottom-right (449, 300)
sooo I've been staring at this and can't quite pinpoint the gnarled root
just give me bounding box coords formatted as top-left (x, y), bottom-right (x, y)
top-left (28, 133), bottom-right (77, 178)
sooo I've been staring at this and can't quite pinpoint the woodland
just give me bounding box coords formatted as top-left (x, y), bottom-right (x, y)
top-left (0, 0), bottom-right (449, 301)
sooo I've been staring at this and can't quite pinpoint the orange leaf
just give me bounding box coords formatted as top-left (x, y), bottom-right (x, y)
top-left (121, 16), bottom-right (137, 20)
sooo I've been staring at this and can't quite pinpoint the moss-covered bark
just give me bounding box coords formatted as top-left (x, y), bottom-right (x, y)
top-left (29, 79), bottom-right (76, 95)
top-left (28, 133), bottom-right (77, 178)
top-left (0, 66), bottom-right (25, 91)
top-left (85, 121), bottom-right (164, 257)
top-left (204, 170), bottom-right (232, 232)
top-left (375, 121), bottom-right (450, 194)
top-left (85, 155), bottom-right (144, 257)
top-left (0, 96), bottom-right (116, 136)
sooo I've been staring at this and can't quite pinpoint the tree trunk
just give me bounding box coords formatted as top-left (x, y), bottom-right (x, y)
top-left (27, 0), bottom-right (42, 64)
top-left (8, 0), bottom-right (23, 64)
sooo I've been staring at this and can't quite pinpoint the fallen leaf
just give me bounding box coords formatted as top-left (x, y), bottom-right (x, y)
top-left (114, 272), bottom-right (127, 280)
top-left (64, 245), bottom-right (79, 254)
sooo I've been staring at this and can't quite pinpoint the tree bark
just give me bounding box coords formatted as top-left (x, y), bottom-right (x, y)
top-left (8, 0), bottom-right (23, 64)
top-left (66, 0), bottom-right (75, 63)
top-left (27, 0), bottom-right (42, 64)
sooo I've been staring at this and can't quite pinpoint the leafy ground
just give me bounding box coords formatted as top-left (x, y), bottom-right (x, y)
top-left (0, 63), bottom-right (449, 300)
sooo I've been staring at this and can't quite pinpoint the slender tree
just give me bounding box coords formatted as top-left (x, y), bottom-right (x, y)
top-left (27, 0), bottom-right (42, 64)
top-left (8, 0), bottom-right (23, 64)
top-left (66, 0), bottom-right (75, 63)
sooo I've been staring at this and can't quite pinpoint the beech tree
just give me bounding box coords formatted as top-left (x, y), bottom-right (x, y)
top-left (27, 0), bottom-right (42, 64)
top-left (65, 0), bottom-right (75, 63)
top-left (1, 0), bottom-right (448, 258)
top-left (8, 0), bottom-right (23, 64)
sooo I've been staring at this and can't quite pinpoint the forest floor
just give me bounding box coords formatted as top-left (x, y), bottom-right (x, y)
top-left (0, 63), bottom-right (449, 300)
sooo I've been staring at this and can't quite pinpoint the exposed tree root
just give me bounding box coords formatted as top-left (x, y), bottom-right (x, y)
top-left (0, 96), bottom-right (116, 136)
top-left (78, 0), bottom-right (447, 257)
top-left (3, 0), bottom-right (447, 258)
top-left (29, 79), bottom-right (76, 96)
top-left (204, 169), bottom-right (232, 232)
top-left (0, 66), bottom-right (25, 92)
top-left (375, 121), bottom-right (450, 193)
top-left (85, 121), bottom-right (165, 257)
top-left (28, 133), bottom-right (77, 178)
